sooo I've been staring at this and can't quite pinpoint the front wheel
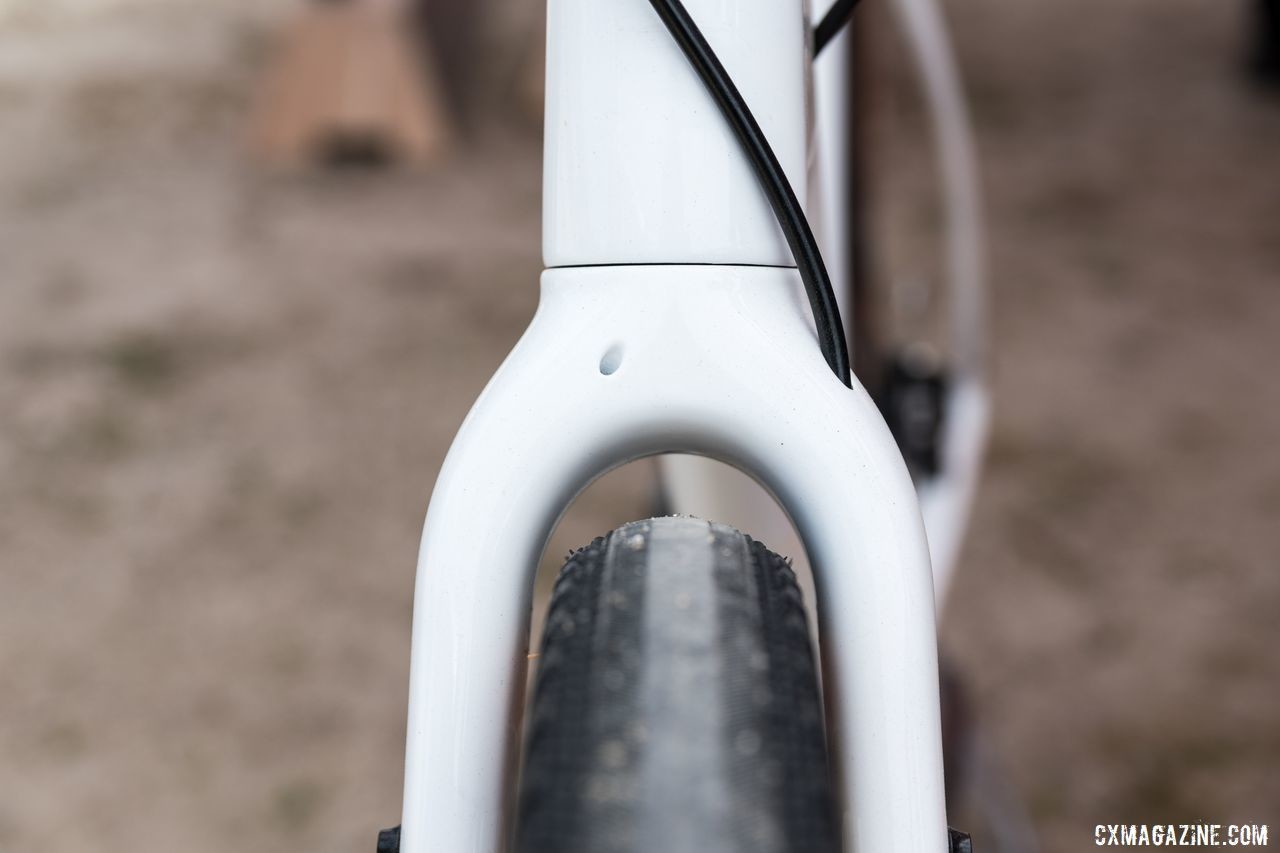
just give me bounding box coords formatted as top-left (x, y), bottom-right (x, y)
top-left (515, 517), bottom-right (838, 853)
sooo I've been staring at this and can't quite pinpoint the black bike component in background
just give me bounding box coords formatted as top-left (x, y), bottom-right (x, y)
top-left (1250, 0), bottom-right (1280, 87)
top-left (878, 348), bottom-right (949, 478)
top-left (376, 825), bottom-right (400, 853)
top-left (814, 0), bottom-right (866, 56)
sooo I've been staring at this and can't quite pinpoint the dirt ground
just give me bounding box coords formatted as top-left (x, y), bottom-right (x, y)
top-left (0, 1), bottom-right (1277, 852)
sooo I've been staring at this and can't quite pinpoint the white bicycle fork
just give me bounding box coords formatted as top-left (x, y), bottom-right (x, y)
top-left (396, 2), bottom-right (954, 851)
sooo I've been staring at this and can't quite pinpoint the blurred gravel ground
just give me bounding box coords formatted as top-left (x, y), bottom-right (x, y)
top-left (935, 0), bottom-right (1280, 844)
top-left (0, 1), bottom-right (1276, 852)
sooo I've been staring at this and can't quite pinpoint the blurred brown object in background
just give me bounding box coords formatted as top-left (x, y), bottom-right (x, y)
top-left (412, 0), bottom-right (483, 126)
top-left (514, 7), bottom-right (546, 124)
top-left (250, 0), bottom-right (453, 169)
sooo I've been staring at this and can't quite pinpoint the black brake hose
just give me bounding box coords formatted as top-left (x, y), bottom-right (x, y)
top-left (814, 0), bottom-right (865, 57)
top-left (647, 0), bottom-right (853, 388)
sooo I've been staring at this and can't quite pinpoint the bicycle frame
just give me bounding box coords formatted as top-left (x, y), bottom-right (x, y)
top-left (663, 0), bottom-right (989, 607)
top-left (395, 1), bottom-right (982, 850)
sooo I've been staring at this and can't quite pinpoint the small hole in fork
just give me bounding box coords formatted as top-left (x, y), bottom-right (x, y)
top-left (599, 345), bottom-right (624, 376)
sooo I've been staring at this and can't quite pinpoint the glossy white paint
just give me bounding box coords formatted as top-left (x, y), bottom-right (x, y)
top-left (397, 1), bottom-right (967, 849)
top-left (917, 380), bottom-right (990, 597)
top-left (890, 0), bottom-right (988, 381)
top-left (663, 0), bottom-right (989, 605)
top-left (652, 0), bottom-right (855, 636)
top-left (888, 0), bottom-right (990, 602)
top-left (543, 0), bottom-right (808, 267)
top-left (812, 0), bottom-right (853, 317)
top-left (400, 266), bottom-right (947, 853)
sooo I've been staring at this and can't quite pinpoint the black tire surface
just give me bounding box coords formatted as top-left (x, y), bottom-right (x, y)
top-left (515, 517), bottom-right (837, 853)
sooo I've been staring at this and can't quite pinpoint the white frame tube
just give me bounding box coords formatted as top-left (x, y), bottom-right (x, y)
top-left (399, 267), bottom-right (947, 853)
top-left (885, 0), bottom-right (990, 601)
top-left (667, 0), bottom-right (990, 604)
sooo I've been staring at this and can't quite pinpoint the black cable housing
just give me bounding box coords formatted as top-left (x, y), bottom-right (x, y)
top-left (813, 0), bottom-right (864, 57)
top-left (647, 0), bottom-right (853, 388)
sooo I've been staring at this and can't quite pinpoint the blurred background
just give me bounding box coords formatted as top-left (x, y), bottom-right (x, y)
top-left (0, 1), bottom-right (1277, 852)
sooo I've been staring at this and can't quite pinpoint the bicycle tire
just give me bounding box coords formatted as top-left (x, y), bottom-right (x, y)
top-left (515, 516), bottom-right (837, 853)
